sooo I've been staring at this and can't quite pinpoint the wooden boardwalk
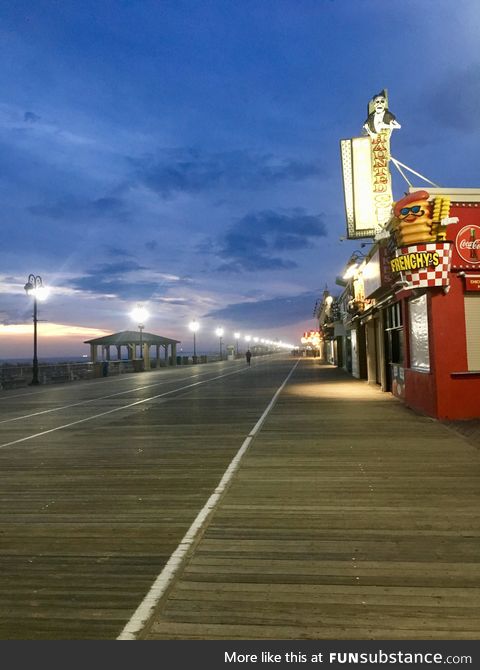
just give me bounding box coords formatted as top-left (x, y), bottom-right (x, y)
top-left (1, 357), bottom-right (479, 639)
top-left (140, 363), bottom-right (480, 640)
top-left (0, 357), bottom-right (295, 639)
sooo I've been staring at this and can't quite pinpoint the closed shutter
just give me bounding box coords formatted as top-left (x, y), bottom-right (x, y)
top-left (464, 294), bottom-right (480, 371)
top-left (409, 294), bottom-right (430, 371)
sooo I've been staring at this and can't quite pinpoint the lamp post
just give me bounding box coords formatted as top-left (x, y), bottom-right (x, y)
top-left (234, 332), bottom-right (240, 356)
top-left (130, 305), bottom-right (149, 370)
top-left (24, 274), bottom-right (46, 385)
top-left (215, 327), bottom-right (224, 360)
top-left (139, 324), bottom-right (144, 360)
top-left (189, 320), bottom-right (199, 362)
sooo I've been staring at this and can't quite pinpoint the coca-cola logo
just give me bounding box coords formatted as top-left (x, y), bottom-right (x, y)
top-left (456, 225), bottom-right (480, 264)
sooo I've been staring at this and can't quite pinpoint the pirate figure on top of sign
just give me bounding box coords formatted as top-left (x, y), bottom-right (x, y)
top-left (363, 90), bottom-right (401, 138)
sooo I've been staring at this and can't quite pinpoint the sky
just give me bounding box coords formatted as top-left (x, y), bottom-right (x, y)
top-left (1, 0), bottom-right (480, 358)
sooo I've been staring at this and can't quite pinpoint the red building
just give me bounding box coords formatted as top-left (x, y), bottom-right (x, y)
top-left (353, 189), bottom-right (480, 420)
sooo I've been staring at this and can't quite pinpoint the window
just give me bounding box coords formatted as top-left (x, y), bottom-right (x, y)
top-left (409, 293), bottom-right (430, 372)
top-left (385, 302), bottom-right (404, 365)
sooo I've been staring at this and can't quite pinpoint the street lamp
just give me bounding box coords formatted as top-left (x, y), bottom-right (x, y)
top-left (215, 327), bottom-right (224, 360)
top-left (189, 320), bottom-right (200, 361)
top-left (130, 305), bottom-right (149, 368)
top-left (24, 274), bottom-right (47, 385)
top-left (234, 332), bottom-right (240, 356)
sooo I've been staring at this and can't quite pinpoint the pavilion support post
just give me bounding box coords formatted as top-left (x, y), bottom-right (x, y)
top-left (144, 344), bottom-right (151, 370)
top-left (171, 343), bottom-right (177, 365)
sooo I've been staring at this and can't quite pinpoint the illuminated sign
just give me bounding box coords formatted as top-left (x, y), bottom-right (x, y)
top-left (455, 225), bottom-right (480, 265)
top-left (340, 137), bottom-right (376, 239)
top-left (390, 242), bottom-right (452, 289)
top-left (340, 90), bottom-right (398, 240)
top-left (370, 130), bottom-right (394, 231)
top-left (301, 331), bottom-right (321, 347)
top-left (390, 250), bottom-right (439, 274)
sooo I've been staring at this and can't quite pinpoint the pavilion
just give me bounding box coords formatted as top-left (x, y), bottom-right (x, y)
top-left (84, 330), bottom-right (181, 369)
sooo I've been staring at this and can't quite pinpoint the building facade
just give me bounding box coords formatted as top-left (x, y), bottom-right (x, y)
top-left (328, 189), bottom-right (480, 420)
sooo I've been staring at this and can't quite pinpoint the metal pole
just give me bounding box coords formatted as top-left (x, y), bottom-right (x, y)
top-left (139, 324), bottom-right (144, 369)
top-left (31, 295), bottom-right (39, 385)
top-left (219, 336), bottom-right (223, 360)
top-left (193, 332), bottom-right (196, 357)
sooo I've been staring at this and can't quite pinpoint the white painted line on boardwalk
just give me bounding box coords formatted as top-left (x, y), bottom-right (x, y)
top-left (0, 358), bottom-right (274, 418)
top-left (117, 358), bottom-right (299, 641)
top-left (0, 356), bottom-right (253, 402)
top-left (0, 369), bottom-right (222, 424)
top-left (0, 366), bottom-right (253, 450)
top-left (0, 361), bottom-right (235, 403)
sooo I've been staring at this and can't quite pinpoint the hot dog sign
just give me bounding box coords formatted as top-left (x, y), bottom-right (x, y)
top-left (389, 190), bottom-right (456, 289)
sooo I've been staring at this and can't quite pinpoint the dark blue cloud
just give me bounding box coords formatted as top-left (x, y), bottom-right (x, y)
top-left (28, 196), bottom-right (130, 222)
top-left (103, 245), bottom-right (135, 259)
top-left (130, 148), bottom-right (323, 197)
top-left (24, 111), bottom-right (41, 123)
top-left (212, 209), bottom-right (327, 272)
top-left (69, 260), bottom-right (191, 301)
top-left (93, 260), bottom-right (147, 274)
top-left (217, 256), bottom-right (296, 274)
top-left (1, 295), bottom-right (28, 326)
top-left (206, 291), bottom-right (320, 328)
top-left (71, 260), bottom-right (155, 299)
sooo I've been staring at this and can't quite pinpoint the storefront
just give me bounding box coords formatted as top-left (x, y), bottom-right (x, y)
top-left (357, 189), bottom-right (480, 419)
top-left (399, 191), bottom-right (480, 418)
top-left (336, 91), bottom-right (480, 419)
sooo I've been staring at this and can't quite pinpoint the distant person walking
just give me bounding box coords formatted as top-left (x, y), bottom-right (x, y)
top-left (245, 349), bottom-right (252, 366)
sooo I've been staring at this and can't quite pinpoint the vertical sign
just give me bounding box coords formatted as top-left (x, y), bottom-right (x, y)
top-left (370, 129), bottom-right (394, 235)
top-left (340, 89), bottom-right (400, 240)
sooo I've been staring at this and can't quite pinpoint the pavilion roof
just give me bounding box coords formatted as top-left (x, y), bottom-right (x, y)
top-left (84, 330), bottom-right (181, 346)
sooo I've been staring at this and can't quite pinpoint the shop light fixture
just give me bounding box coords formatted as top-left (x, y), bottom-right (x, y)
top-left (342, 250), bottom-right (368, 280)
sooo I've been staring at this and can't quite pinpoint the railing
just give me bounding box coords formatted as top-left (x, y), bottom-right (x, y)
top-left (0, 361), bottom-right (130, 389)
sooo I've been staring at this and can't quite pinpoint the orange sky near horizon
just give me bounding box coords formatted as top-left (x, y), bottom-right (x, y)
top-left (0, 323), bottom-right (109, 359)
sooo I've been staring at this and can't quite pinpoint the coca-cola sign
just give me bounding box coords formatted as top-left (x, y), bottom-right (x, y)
top-left (455, 225), bottom-right (480, 265)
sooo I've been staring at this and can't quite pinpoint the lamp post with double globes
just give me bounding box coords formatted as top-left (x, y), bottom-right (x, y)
top-left (24, 274), bottom-right (47, 385)
top-left (215, 327), bottom-right (224, 361)
top-left (189, 320), bottom-right (200, 363)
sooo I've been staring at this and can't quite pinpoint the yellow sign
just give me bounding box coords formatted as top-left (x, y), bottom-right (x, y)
top-left (371, 130), bottom-right (393, 231)
top-left (390, 251), bottom-right (439, 273)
